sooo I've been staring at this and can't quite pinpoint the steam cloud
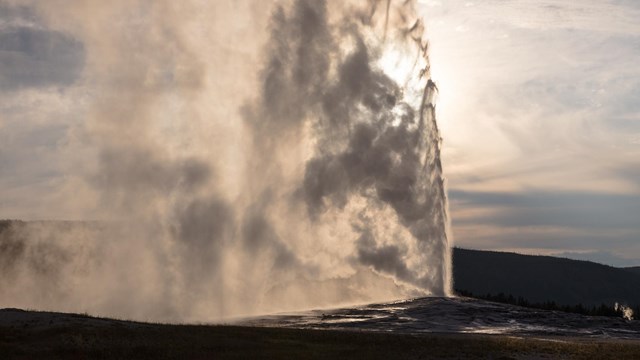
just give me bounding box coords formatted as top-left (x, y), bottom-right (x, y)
top-left (0, 0), bottom-right (450, 321)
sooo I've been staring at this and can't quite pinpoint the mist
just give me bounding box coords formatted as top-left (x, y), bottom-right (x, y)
top-left (0, 0), bottom-right (450, 322)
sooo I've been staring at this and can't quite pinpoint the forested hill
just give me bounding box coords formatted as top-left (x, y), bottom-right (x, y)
top-left (453, 247), bottom-right (640, 308)
top-left (624, 266), bottom-right (640, 277)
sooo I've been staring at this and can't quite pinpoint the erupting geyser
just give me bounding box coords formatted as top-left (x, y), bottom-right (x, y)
top-left (0, 0), bottom-right (450, 321)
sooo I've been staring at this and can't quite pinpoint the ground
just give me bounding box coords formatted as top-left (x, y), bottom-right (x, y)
top-left (2, 308), bottom-right (640, 359)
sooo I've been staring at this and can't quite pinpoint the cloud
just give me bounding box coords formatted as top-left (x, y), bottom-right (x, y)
top-left (414, 0), bottom-right (640, 260)
top-left (0, 7), bottom-right (84, 91)
top-left (613, 164), bottom-right (640, 191)
top-left (452, 190), bottom-right (639, 229)
top-left (0, 3), bottom-right (87, 219)
top-left (0, 87), bottom-right (91, 219)
top-left (420, 0), bottom-right (640, 178)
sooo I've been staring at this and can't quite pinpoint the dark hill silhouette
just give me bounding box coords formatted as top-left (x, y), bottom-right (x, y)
top-left (624, 267), bottom-right (640, 277)
top-left (453, 247), bottom-right (640, 308)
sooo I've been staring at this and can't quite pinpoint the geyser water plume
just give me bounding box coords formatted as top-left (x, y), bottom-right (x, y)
top-left (0, 0), bottom-right (451, 321)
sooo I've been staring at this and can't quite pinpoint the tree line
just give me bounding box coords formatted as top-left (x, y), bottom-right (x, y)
top-left (456, 289), bottom-right (637, 320)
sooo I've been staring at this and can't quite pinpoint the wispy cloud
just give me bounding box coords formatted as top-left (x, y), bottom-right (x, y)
top-left (0, 5), bottom-right (84, 91)
top-left (451, 190), bottom-right (640, 229)
top-left (419, 0), bottom-right (640, 263)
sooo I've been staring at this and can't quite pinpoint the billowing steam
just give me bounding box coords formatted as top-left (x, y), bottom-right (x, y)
top-left (0, 0), bottom-right (450, 321)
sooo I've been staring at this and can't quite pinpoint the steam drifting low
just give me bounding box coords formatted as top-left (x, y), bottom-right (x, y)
top-left (0, 0), bottom-right (450, 321)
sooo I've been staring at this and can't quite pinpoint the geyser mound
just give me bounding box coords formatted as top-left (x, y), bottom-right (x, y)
top-left (0, 0), bottom-right (450, 321)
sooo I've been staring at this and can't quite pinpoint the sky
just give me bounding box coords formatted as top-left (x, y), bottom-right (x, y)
top-left (1, 0), bottom-right (639, 267)
top-left (417, 0), bottom-right (640, 266)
